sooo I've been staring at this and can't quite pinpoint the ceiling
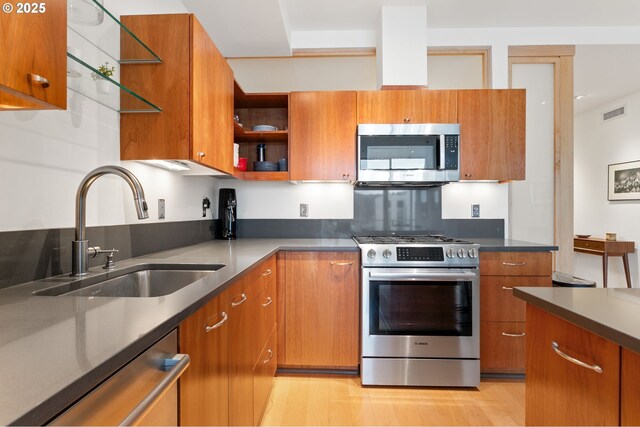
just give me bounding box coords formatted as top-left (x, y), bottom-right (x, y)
top-left (180, 0), bottom-right (640, 114)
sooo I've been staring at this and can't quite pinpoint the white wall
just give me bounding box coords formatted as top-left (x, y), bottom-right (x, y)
top-left (574, 90), bottom-right (640, 288)
top-left (0, 0), bottom-right (217, 233)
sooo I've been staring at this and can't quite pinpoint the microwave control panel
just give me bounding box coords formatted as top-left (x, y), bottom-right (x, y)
top-left (444, 135), bottom-right (459, 169)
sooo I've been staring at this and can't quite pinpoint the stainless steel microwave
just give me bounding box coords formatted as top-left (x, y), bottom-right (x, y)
top-left (356, 123), bottom-right (460, 186)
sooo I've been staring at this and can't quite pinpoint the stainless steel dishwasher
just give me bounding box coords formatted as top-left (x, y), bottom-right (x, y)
top-left (50, 330), bottom-right (189, 426)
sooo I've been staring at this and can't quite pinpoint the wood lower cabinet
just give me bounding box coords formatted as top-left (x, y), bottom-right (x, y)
top-left (253, 326), bottom-right (277, 425)
top-left (480, 251), bottom-right (552, 374)
top-left (283, 251), bottom-right (359, 369)
top-left (289, 91), bottom-right (357, 181)
top-left (622, 348), bottom-right (640, 426)
top-left (357, 90), bottom-right (457, 124)
top-left (0, 0), bottom-right (66, 110)
top-left (525, 305), bottom-right (620, 426)
top-left (121, 14), bottom-right (234, 174)
top-left (179, 288), bottom-right (230, 426)
top-left (457, 89), bottom-right (525, 181)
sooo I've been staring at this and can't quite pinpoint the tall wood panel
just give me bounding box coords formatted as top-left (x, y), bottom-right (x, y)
top-left (622, 348), bottom-right (640, 426)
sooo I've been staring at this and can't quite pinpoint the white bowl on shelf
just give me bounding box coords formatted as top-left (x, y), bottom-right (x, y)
top-left (252, 125), bottom-right (277, 132)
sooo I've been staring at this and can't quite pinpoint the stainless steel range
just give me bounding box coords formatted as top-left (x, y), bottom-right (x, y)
top-left (353, 235), bottom-right (480, 387)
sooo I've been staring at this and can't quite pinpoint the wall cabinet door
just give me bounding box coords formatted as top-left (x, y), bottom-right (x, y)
top-left (357, 90), bottom-right (457, 124)
top-left (0, 0), bottom-right (66, 110)
top-left (284, 251), bottom-right (359, 368)
top-left (457, 89), bottom-right (525, 181)
top-left (179, 289), bottom-right (229, 426)
top-left (289, 91), bottom-right (357, 181)
top-left (121, 14), bottom-right (233, 173)
top-left (525, 305), bottom-right (620, 426)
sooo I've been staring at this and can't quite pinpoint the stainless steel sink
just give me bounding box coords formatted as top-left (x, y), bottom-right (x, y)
top-left (33, 263), bottom-right (224, 297)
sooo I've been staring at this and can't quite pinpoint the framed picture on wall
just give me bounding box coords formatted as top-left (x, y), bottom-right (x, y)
top-left (608, 160), bottom-right (640, 201)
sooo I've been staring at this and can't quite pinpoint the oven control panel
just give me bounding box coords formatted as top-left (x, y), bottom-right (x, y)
top-left (397, 247), bottom-right (444, 262)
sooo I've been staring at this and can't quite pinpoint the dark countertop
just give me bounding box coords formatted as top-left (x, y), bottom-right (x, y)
top-left (514, 287), bottom-right (640, 354)
top-left (0, 236), bottom-right (551, 425)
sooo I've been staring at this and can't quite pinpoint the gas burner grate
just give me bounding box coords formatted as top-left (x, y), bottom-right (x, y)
top-left (353, 235), bottom-right (472, 245)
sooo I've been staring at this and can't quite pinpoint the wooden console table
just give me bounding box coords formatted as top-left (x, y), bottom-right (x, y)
top-left (574, 237), bottom-right (634, 288)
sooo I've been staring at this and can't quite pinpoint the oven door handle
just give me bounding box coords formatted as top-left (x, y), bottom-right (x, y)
top-left (368, 271), bottom-right (476, 281)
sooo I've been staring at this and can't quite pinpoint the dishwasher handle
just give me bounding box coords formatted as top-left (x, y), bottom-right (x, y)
top-left (119, 353), bottom-right (191, 426)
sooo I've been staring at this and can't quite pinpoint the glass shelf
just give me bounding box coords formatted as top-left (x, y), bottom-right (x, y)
top-left (66, 0), bottom-right (162, 112)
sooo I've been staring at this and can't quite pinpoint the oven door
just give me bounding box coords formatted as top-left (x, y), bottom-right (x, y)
top-left (362, 268), bottom-right (479, 359)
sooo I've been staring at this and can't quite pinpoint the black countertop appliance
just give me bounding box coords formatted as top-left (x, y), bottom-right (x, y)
top-left (217, 188), bottom-right (237, 240)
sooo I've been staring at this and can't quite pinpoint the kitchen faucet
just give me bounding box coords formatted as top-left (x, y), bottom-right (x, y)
top-left (72, 165), bottom-right (149, 276)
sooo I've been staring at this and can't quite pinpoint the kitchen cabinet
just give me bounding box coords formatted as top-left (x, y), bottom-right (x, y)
top-left (234, 82), bottom-right (289, 180)
top-left (356, 90), bottom-right (457, 124)
top-left (622, 348), bottom-right (640, 426)
top-left (120, 14), bottom-right (234, 174)
top-left (179, 288), bottom-right (230, 426)
top-left (457, 89), bottom-right (526, 181)
top-left (0, 0), bottom-right (66, 110)
top-left (253, 326), bottom-right (277, 425)
top-left (289, 91), bottom-right (357, 181)
top-left (480, 252), bottom-right (552, 374)
top-left (283, 251), bottom-right (359, 369)
top-left (525, 305), bottom-right (620, 426)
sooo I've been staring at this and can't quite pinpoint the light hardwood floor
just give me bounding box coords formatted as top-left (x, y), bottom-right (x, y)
top-left (261, 376), bottom-right (525, 426)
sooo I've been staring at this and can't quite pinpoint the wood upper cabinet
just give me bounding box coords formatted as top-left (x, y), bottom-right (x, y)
top-left (121, 14), bottom-right (234, 174)
top-left (179, 288), bottom-right (229, 426)
top-left (622, 348), bottom-right (640, 426)
top-left (525, 305), bottom-right (620, 426)
top-left (457, 89), bottom-right (526, 181)
top-left (283, 251), bottom-right (359, 369)
top-left (357, 90), bottom-right (457, 124)
top-left (0, 0), bottom-right (66, 110)
top-left (289, 91), bottom-right (357, 181)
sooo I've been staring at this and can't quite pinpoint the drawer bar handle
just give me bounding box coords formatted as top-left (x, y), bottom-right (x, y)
top-left (330, 261), bottom-right (353, 266)
top-left (502, 286), bottom-right (514, 290)
top-left (262, 269), bottom-right (272, 277)
top-left (502, 332), bottom-right (525, 337)
top-left (27, 73), bottom-right (50, 88)
top-left (551, 341), bottom-right (603, 373)
top-left (263, 349), bottom-right (274, 364)
top-left (231, 293), bottom-right (247, 307)
top-left (205, 312), bottom-right (228, 332)
top-left (262, 297), bottom-right (273, 308)
top-left (502, 262), bottom-right (527, 267)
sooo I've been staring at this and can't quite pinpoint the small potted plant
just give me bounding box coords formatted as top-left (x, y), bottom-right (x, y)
top-left (91, 62), bottom-right (115, 94)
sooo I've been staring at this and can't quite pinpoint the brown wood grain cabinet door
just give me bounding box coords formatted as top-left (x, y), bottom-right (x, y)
top-left (191, 15), bottom-right (234, 174)
top-left (457, 89), bottom-right (526, 181)
top-left (0, 0), bottom-right (66, 110)
top-left (356, 90), bottom-right (457, 124)
top-left (480, 321), bottom-right (526, 374)
top-left (622, 348), bottom-right (640, 426)
top-left (253, 326), bottom-right (277, 426)
top-left (289, 91), bottom-right (357, 180)
top-left (284, 251), bottom-right (359, 368)
top-left (480, 275), bottom-right (551, 322)
top-left (179, 289), bottom-right (229, 426)
top-left (525, 305), bottom-right (620, 426)
top-left (480, 251), bottom-right (552, 276)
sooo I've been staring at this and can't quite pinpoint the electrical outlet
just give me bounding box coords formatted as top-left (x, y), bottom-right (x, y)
top-left (472, 204), bottom-right (480, 218)
top-left (158, 199), bottom-right (166, 219)
top-left (300, 203), bottom-right (309, 218)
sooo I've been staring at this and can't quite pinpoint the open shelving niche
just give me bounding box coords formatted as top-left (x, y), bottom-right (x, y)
top-left (66, 0), bottom-right (161, 113)
top-left (234, 81), bottom-right (289, 180)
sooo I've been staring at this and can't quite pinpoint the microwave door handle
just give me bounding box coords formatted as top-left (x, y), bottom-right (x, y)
top-left (368, 271), bottom-right (476, 281)
top-left (438, 135), bottom-right (446, 170)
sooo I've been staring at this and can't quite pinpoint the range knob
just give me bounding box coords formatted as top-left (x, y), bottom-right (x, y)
top-left (446, 248), bottom-right (454, 258)
top-left (457, 248), bottom-right (467, 258)
top-left (468, 248), bottom-right (478, 258)
top-left (382, 249), bottom-right (393, 259)
top-left (367, 249), bottom-right (377, 258)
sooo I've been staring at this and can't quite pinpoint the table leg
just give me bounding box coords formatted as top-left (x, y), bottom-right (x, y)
top-left (603, 254), bottom-right (608, 288)
top-left (623, 254), bottom-right (632, 288)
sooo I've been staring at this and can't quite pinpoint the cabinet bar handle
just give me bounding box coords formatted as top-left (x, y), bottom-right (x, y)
top-left (231, 293), bottom-right (247, 307)
top-left (27, 73), bottom-right (50, 88)
top-left (502, 262), bottom-right (527, 266)
top-left (551, 341), bottom-right (603, 373)
top-left (502, 332), bottom-right (525, 337)
top-left (262, 349), bottom-right (274, 364)
top-left (502, 286), bottom-right (514, 290)
top-left (262, 269), bottom-right (272, 277)
top-left (262, 296), bottom-right (273, 307)
top-left (330, 261), bottom-right (353, 266)
top-left (205, 312), bottom-right (228, 332)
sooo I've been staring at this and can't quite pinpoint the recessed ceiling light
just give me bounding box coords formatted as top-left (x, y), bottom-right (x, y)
top-left (575, 95), bottom-right (587, 100)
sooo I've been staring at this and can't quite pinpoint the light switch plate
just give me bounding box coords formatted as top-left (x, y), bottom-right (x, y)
top-left (158, 199), bottom-right (166, 219)
top-left (472, 204), bottom-right (480, 218)
top-left (300, 203), bottom-right (309, 217)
